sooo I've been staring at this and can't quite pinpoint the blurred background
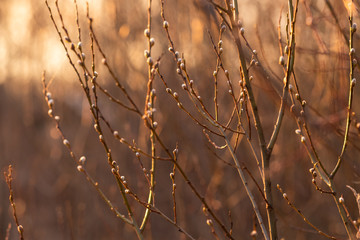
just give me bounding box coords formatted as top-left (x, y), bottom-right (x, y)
top-left (1, 0), bottom-right (360, 239)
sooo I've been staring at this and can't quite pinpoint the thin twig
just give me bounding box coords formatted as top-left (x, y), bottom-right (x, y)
top-left (4, 165), bottom-right (25, 240)
top-left (277, 184), bottom-right (337, 239)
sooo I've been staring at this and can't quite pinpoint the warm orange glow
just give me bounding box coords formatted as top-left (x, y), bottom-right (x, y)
top-left (119, 24), bottom-right (130, 39)
top-left (191, 18), bottom-right (203, 45)
top-left (343, 0), bottom-right (358, 16)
